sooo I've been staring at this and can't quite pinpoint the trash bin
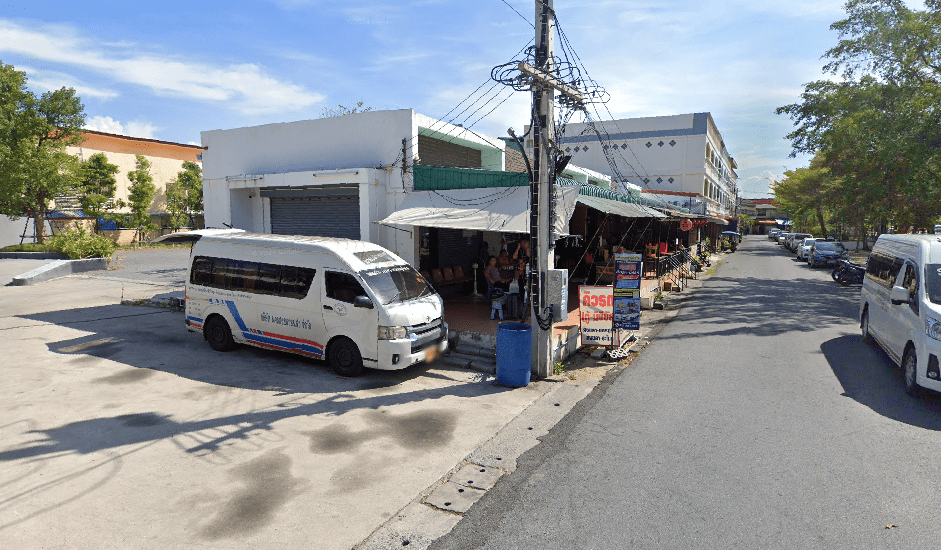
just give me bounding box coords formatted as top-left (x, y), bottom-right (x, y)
top-left (496, 322), bottom-right (531, 387)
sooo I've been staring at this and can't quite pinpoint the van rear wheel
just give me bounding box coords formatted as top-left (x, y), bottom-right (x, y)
top-left (860, 309), bottom-right (873, 345)
top-left (329, 337), bottom-right (364, 377)
top-left (205, 316), bottom-right (237, 352)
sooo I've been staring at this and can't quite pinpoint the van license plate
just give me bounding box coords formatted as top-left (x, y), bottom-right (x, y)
top-left (426, 347), bottom-right (440, 362)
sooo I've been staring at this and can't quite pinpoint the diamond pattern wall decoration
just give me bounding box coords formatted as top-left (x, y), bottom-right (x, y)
top-left (658, 141), bottom-right (664, 147)
top-left (669, 140), bottom-right (676, 147)
top-left (656, 177), bottom-right (663, 184)
top-left (668, 177), bottom-right (675, 183)
top-left (621, 144), bottom-right (627, 149)
top-left (583, 146), bottom-right (589, 152)
top-left (645, 142), bottom-right (652, 148)
top-left (574, 146), bottom-right (580, 152)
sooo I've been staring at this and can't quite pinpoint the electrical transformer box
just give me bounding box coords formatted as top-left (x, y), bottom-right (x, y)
top-left (546, 269), bottom-right (568, 322)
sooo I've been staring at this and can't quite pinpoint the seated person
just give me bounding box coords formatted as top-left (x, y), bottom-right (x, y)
top-left (484, 256), bottom-right (509, 292)
top-left (497, 249), bottom-right (511, 267)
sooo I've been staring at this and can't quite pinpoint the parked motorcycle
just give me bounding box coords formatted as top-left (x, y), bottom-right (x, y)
top-left (831, 259), bottom-right (865, 286)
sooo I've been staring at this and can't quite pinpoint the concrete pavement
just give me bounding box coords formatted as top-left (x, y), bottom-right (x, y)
top-left (0, 251), bottom-right (606, 549)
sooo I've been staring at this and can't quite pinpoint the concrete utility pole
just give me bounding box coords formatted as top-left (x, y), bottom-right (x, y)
top-left (529, 0), bottom-right (555, 378)
top-left (526, 0), bottom-right (583, 377)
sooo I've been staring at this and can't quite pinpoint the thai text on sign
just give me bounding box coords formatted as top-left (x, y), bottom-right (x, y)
top-left (579, 286), bottom-right (613, 346)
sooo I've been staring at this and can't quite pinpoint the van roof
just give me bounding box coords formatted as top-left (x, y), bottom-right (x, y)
top-left (874, 234), bottom-right (941, 263)
top-left (197, 232), bottom-right (406, 271)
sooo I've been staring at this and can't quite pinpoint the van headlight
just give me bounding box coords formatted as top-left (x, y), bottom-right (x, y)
top-left (927, 315), bottom-right (941, 342)
top-left (378, 326), bottom-right (409, 340)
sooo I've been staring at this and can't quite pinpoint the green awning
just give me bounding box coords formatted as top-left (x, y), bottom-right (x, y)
top-left (576, 194), bottom-right (666, 219)
top-left (413, 165), bottom-right (528, 190)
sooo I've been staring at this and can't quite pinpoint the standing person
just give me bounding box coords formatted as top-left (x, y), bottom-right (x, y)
top-left (511, 237), bottom-right (530, 264)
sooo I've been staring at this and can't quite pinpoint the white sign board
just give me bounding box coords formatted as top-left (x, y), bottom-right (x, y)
top-left (579, 286), bottom-right (613, 346)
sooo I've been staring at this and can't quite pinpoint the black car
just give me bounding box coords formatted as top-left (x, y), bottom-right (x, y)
top-left (808, 241), bottom-right (849, 268)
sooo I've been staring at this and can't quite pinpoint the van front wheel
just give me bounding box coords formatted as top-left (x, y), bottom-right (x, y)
top-left (903, 348), bottom-right (921, 397)
top-left (205, 316), bottom-right (237, 352)
top-left (329, 337), bottom-right (364, 377)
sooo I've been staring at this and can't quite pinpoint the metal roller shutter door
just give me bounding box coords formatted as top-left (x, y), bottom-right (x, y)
top-left (269, 194), bottom-right (360, 239)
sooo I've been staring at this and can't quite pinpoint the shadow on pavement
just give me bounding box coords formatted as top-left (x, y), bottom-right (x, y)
top-left (4, 304), bottom-right (501, 462)
top-left (656, 272), bottom-right (861, 341)
top-left (821, 334), bottom-right (941, 429)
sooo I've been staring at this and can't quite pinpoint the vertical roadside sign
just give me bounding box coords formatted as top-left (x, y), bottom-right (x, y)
top-left (579, 286), bottom-right (613, 346)
top-left (613, 253), bottom-right (642, 333)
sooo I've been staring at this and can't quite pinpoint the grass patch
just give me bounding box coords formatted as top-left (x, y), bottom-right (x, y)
top-left (705, 259), bottom-right (721, 276)
top-left (1, 243), bottom-right (50, 252)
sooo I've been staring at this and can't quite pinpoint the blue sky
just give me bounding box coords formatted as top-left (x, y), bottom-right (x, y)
top-left (0, 1), bottom-right (914, 198)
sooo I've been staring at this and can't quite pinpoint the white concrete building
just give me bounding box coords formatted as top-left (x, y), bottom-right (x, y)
top-left (540, 113), bottom-right (739, 218)
top-left (201, 109), bottom-right (507, 266)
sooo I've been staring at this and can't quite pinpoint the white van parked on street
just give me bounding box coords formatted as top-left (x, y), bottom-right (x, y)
top-left (859, 234), bottom-right (941, 396)
top-left (157, 230), bottom-right (447, 377)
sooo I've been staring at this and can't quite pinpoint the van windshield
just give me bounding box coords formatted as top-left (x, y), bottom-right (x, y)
top-left (927, 264), bottom-right (941, 305)
top-left (360, 264), bottom-right (434, 304)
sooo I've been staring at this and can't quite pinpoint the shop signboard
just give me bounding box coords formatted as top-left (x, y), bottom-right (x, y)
top-left (613, 253), bottom-right (641, 331)
top-left (579, 286), bottom-right (613, 346)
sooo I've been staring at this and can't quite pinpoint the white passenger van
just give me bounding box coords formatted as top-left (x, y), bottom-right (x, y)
top-left (859, 234), bottom-right (941, 396)
top-left (157, 230), bottom-right (447, 377)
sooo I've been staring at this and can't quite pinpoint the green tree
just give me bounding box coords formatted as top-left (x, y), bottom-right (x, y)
top-left (777, 0), bottom-right (941, 237)
top-left (165, 161), bottom-right (202, 231)
top-left (0, 62), bottom-right (86, 243)
top-left (78, 152), bottom-right (120, 233)
top-left (737, 214), bottom-right (755, 235)
top-left (772, 159), bottom-right (839, 237)
top-left (126, 154), bottom-right (156, 246)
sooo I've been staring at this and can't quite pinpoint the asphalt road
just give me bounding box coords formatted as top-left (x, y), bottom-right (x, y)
top-left (432, 235), bottom-right (941, 549)
top-left (106, 247), bottom-right (192, 286)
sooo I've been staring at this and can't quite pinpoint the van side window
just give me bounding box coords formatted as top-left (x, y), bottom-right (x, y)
top-left (325, 271), bottom-right (366, 303)
top-left (865, 252), bottom-right (903, 289)
top-left (281, 266), bottom-right (317, 300)
top-left (191, 257), bottom-right (213, 286)
top-left (901, 264), bottom-right (919, 314)
top-left (255, 263), bottom-right (281, 294)
top-left (190, 256), bottom-right (315, 300)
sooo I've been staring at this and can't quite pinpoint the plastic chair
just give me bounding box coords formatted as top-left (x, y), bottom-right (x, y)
top-left (431, 269), bottom-right (445, 287)
top-left (442, 267), bottom-right (455, 283)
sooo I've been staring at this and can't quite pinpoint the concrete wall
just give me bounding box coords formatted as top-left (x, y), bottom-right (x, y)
top-left (546, 113), bottom-right (739, 218)
top-left (66, 137), bottom-right (200, 214)
top-left (0, 217), bottom-right (52, 247)
top-left (200, 110), bottom-right (508, 267)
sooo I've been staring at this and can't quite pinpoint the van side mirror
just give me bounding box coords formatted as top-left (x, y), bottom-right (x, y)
top-left (353, 295), bottom-right (374, 309)
top-left (890, 285), bottom-right (911, 305)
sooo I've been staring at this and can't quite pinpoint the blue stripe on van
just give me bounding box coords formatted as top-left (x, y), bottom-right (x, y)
top-left (218, 300), bottom-right (324, 359)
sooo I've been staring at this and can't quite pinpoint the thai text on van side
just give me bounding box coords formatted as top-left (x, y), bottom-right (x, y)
top-left (260, 311), bottom-right (312, 330)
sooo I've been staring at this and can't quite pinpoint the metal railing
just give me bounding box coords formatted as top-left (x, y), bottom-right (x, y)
top-left (657, 249), bottom-right (694, 290)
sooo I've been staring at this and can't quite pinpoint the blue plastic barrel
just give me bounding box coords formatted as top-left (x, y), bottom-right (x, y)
top-left (496, 323), bottom-right (532, 387)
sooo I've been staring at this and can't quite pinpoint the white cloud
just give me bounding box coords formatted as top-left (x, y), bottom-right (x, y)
top-left (85, 116), bottom-right (158, 139)
top-left (18, 66), bottom-right (119, 100)
top-left (0, 19), bottom-right (325, 116)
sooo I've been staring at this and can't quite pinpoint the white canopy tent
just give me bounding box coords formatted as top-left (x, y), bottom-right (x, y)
top-left (378, 184), bottom-right (581, 235)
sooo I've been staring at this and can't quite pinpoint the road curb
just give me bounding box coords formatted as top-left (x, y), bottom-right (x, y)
top-left (10, 257), bottom-right (109, 286)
